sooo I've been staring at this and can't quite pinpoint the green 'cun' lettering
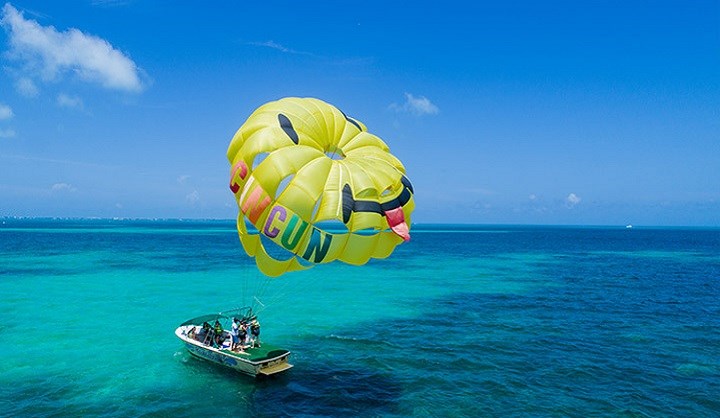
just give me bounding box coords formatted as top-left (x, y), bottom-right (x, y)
top-left (302, 227), bottom-right (333, 262)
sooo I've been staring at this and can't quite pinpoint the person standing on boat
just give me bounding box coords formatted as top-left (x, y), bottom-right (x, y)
top-left (238, 320), bottom-right (248, 350)
top-left (213, 320), bottom-right (224, 348)
top-left (250, 319), bottom-right (261, 347)
top-left (231, 317), bottom-right (241, 352)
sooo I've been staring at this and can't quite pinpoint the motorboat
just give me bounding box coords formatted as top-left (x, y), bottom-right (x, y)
top-left (175, 308), bottom-right (292, 377)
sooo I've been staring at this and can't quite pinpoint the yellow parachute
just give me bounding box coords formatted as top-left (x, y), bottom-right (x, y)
top-left (227, 97), bottom-right (415, 277)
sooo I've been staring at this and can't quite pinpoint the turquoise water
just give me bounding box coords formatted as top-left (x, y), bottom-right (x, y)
top-left (1, 220), bottom-right (719, 417)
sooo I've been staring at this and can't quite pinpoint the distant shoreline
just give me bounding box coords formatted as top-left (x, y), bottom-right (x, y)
top-left (1, 217), bottom-right (718, 231)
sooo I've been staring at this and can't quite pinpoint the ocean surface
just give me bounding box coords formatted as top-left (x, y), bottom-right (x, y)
top-left (1, 219), bottom-right (718, 417)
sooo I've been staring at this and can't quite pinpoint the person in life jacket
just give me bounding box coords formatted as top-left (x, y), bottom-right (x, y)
top-left (250, 319), bottom-right (261, 347)
top-left (238, 320), bottom-right (248, 350)
top-left (213, 320), bottom-right (225, 348)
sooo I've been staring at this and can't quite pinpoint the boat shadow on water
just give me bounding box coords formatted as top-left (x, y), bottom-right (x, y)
top-left (176, 332), bottom-right (405, 416)
top-left (248, 366), bottom-right (403, 417)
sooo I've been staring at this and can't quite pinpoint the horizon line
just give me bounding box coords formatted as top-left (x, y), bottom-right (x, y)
top-left (1, 216), bottom-right (718, 230)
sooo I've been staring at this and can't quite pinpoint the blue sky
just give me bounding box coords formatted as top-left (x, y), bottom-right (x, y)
top-left (0, 1), bottom-right (718, 225)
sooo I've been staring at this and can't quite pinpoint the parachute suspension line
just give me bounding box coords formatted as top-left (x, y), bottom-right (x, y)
top-left (252, 280), bottom-right (292, 313)
top-left (238, 255), bottom-right (266, 315)
top-left (242, 261), bottom-right (249, 308)
top-left (252, 273), bottom-right (273, 306)
top-left (252, 258), bottom-right (291, 308)
top-left (249, 296), bottom-right (267, 317)
top-left (257, 264), bottom-right (334, 313)
top-left (248, 267), bottom-right (265, 306)
top-left (242, 271), bottom-right (294, 319)
top-left (237, 265), bottom-right (248, 312)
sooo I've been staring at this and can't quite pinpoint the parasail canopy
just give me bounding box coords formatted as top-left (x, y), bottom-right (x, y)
top-left (227, 97), bottom-right (414, 277)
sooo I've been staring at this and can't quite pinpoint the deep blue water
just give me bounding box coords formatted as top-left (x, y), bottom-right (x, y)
top-left (1, 219), bottom-right (718, 417)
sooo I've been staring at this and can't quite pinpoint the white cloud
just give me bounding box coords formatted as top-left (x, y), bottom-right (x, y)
top-left (252, 40), bottom-right (292, 53)
top-left (51, 182), bottom-right (77, 192)
top-left (0, 103), bottom-right (13, 119)
top-left (0, 128), bottom-right (16, 138)
top-left (249, 40), bottom-right (313, 56)
top-left (16, 77), bottom-right (39, 97)
top-left (57, 93), bottom-right (83, 109)
top-left (565, 193), bottom-right (581, 208)
top-left (0, 102), bottom-right (14, 135)
top-left (389, 93), bottom-right (439, 116)
top-left (91, 0), bottom-right (131, 6)
top-left (177, 175), bottom-right (191, 185)
top-left (186, 190), bottom-right (200, 204)
top-left (1, 3), bottom-right (143, 92)
top-left (472, 201), bottom-right (492, 210)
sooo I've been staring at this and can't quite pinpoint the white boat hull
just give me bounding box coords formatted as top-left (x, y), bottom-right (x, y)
top-left (175, 325), bottom-right (292, 377)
